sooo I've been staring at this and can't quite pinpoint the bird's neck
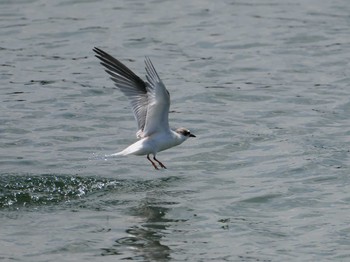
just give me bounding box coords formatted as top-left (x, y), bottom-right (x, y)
top-left (171, 130), bottom-right (186, 145)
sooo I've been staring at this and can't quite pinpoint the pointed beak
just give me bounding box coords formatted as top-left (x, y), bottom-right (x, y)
top-left (189, 134), bottom-right (196, 138)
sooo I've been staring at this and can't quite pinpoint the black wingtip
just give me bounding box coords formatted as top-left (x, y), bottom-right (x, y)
top-left (93, 47), bottom-right (105, 56)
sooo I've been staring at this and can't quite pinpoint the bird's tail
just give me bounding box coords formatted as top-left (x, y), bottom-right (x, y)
top-left (105, 151), bottom-right (126, 158)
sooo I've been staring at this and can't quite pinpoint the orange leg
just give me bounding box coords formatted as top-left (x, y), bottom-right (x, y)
top-left (153, 156), bottom-right (167, 169)
top-left (147, 154), bottom-right (159, 170)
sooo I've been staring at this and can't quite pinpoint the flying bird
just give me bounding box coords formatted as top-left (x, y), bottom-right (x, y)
top-left (93, 47), bottom-right (195, 169)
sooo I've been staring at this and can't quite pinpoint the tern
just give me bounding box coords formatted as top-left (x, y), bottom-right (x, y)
top-left (93, 47), bottom-right (196, 170)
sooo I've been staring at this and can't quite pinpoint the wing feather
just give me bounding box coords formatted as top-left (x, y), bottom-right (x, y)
top-left (93, 47), bottom-right (148, 137)
top-left (143, 57), bottom-right (170, 135)
top-left (93, 48), bottom-right (171, 138)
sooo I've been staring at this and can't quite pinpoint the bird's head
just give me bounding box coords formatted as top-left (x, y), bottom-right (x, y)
top-left (175, 127), bottom-right (196, 140)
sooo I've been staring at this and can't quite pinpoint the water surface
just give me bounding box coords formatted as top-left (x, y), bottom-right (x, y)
top-left (1, 0), bottom-right (350, 261)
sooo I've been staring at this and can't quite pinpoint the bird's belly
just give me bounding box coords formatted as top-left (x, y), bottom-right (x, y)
top-left (125, 133), bottom-right (180, 156)
top-left (155, 135), bottom-right (179, 152)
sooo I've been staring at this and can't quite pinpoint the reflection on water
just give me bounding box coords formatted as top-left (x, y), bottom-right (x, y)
top-left (101, 185), bottom-right (185, 260)
top-left (103, 223), bottom-right (171, 261)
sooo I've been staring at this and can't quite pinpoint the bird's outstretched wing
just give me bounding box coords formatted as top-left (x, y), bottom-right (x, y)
top-left (143, 57), bottom-right (170, 136)
top-left (93, 48), bottom-right (170, 138)
top-left (94, 47), bottom-right (148, 137)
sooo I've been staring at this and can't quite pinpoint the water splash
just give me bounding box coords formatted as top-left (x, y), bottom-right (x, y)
top-left (0, 174), bottom-right (122, 209)
top-left (90, 152), bottom-right (117, 161)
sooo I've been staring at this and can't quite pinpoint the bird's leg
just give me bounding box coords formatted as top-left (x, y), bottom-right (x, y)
top-left (147, 154), bottom-right (159, 170)
top-left (153, 155), bottom-right (167, 169)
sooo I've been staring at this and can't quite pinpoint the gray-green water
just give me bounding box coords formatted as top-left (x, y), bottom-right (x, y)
top-left (1, 0), bottom-right (350, 261)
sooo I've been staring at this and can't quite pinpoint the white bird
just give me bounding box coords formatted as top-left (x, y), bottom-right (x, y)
top-left (93, 47), bottom-right (196, 170)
